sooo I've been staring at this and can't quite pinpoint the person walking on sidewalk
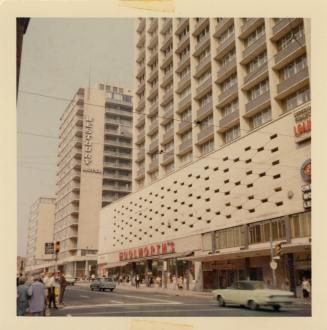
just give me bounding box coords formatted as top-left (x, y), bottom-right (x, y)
top-left (135, 274), bottom-right (140, 288)
top-left (47, 272), bottom-right (57, 309)
top-left (17, 277), bottom-right (30, 316)
top-left (301, 277), bottom-right (311, 300)
top-left (27, 275), bottom-right (46, 316)
top-left (58, 272), bottom-right (68, 305)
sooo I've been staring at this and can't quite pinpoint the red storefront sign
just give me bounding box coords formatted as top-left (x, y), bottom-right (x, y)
top-left (119, 241), bottom-right (175, 261)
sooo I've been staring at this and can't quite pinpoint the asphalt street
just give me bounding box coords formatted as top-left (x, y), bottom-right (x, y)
top-left (50, 285), bottom-right (311, 317)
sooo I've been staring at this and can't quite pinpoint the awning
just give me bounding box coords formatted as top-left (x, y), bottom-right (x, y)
top-left (159, 251), bottom-right (194, 260)
top-left (105, 261), bottom-right (129, 269)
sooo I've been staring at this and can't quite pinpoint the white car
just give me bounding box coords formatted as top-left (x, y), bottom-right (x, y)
top-left (212, 280), bottom-right (294, 311)
top-left (65, 274), bottom-right (76, 286)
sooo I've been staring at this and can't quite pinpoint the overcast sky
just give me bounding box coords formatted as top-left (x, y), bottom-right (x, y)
top-left (17, 18), bottom-right (135, 256)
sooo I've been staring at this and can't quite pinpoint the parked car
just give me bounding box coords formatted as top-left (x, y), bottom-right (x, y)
top-left (90, 277), bottom-right (116, 292)
top-left (212, 280), bottom-right (294, 311)
top-left (65, 274), bottom-right (76, 286)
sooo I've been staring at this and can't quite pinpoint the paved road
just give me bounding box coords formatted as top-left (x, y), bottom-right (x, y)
top-left (50, 285), bottom-right (311, 317)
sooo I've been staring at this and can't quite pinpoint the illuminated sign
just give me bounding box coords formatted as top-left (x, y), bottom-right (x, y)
top-left (301, 183), bottom-right (311, 209)
top-left (301, 159), bottom-right (311, 182)
top-left (83, 117), bottom-right (94, 165)
top-left (119, 241), bottom-right (175, 261)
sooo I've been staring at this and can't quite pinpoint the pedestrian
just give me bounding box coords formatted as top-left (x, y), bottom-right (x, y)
top-left (58, 272), bottom-right (68, 305)
top-left (149, 276), bottom-right (153, 287)
top-left (135, 274), bottom-right (140, 288)
top-left (172, 275), bottom-right (177, 290)
top-left (301, 277), bottom-right (311, 299)
top-left (47, 272), bottom-right (57, 309)
top-left (177, 276), bottom-right (183, 290)
top-left (27, 275), bottom-right (46, 316)
top-left (17, 276), bottom-right (30, 316)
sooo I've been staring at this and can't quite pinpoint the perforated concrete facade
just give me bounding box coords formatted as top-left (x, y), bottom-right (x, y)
top-left (99, 109), bottom-right (310, 261)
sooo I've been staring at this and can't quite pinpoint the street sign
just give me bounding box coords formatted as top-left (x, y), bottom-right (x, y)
top-left (270, 261), bottom-right (278, 270)
top-left (45, 242), bottom-right (54, 254)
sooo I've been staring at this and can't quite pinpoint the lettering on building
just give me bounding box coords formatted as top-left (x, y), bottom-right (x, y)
top-left (82, 168), bottom-right (102, 174)
top-left (83, 117), bottom-right (94, 165)
top-left (301, 183), bottom-right (311, 209)
top-left (294, 106), bottom-right (311, 143)
top-left (119, 241), bottom-right (175, 261)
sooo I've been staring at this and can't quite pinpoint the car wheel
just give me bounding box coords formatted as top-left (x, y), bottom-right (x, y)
top-left (272, 305), bottom-right (281, 311)
top-left (248, 300), bottom-right (259, 311)
top-left (110, 288), bottom-right (114, 292)
top-left (91, 287), bottom-right (94, 291)
top-left (217, 296), bottom-right (225, 307)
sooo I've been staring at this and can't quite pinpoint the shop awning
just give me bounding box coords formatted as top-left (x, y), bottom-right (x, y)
top-left (159, 251), bottom-right (194, 260)
top-left (105, 261), bottom-right (129, 269)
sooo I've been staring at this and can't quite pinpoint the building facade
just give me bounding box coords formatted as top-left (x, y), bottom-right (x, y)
top-left (98, 17), bottom-right (311, 296)
top-left (25, 197), bottom-right (56, 272)
top-left (54, 84), bottom-right (133, 278)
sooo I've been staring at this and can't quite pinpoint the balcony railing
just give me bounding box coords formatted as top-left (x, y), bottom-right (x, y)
top-left (161, 50), bottom-right (173, 68)
top-left (195, 55), bottom-right (211, 76)
top-left (136, 168), bottom-right (145, 179)
top-left (218, 84), bottom-right (238, 105)
top-left (104, 151), bottom-right (132, 159)
top-left (274, 36), bottom-right (306, 66)
top-left (136, 49), bottom-right (145, 63)
top-left (219, 109), bottom-right (240, 129)
top-left (196, 101), bottom-right (213, 120)
top-left (242, 34), bottom-right (266, 62)
top-left (148, 160), bottom-right (159, 172)
top-left (105, 128), bottom-right (132, 138)
top-left (178, 115), bottom-right (192, 133)
top-left (197, 125), bottom-right (214, 143)
top-left (106, 107), bottom-right (132, 117)
top-left (148, 103), bottom-right (158, 117)
top-left (103, 162), bottom-right (132, 170)
top-left (162, 107), bottom-right (174, 124)
top-left (176, 54), bottom-right (190, 72)
top-left (148, 34), bottom-right (158, 50)
top-left (214, 18), bottom-right (234, 37)
top-left (178, 139), bottom-right (192, 154)
top-left (216, 58), bottom-right (237, 83)
top-left (161, 70), bottom-right (173, 88)
top-left (148, 68), bottom-right (158, 83)
top-left (136, 34), bottom-right (146, 48)
top-left (137, 18), bottom-right (146, 33)
top-left (161, 89), bottom-right (173, 106)
top-left (135, 99), bottom-right (145, 112)
top-left (136, 149), bottom-right (145, 162)
top-left (195, 78), bottom-right (212, 98)
top-left (243, 62), bottom-right (268, 85)
top-left (176, 32), bottom-right (190, 51)
top-left (136, 115), bottom-right (145, 128)
top-left (277, 67), bottom-right (309, 96)
top-left (216, 33), bottom-right (235, 59)
top-left (148, 120), bottom-right (159, 135)
top-left (193, 18), bottom-right (209, 35)
top-left (148, 18), bottom-right (158, 33)
top-left (245, 90), bottom-right (270, 114)
top-left (178, 94), bottom-right (191, 111)
top-left (148, 83), bottom-right (158, 100)
top-left (161, 18), bottom-right (172, 34)
top-left (194, 33), bottom-right (210, 55)
top-left (162, 128), bottom-right (174, 143)
top-left (135, 131), bottom-right (145, 144)
top-left (177, 72), bottom-right (191, 92)
top-left (162, 150), bottom-right (174, 163)
top-left (103, 185), bottom-right (131, 192)
top-left (104, 140), bottom-right (132, 148)
top-left (148, 139), bottom-right (159, 153)
top-left (272, 18), bottom-right (300, 37)
top-left (176, 18), bottom-right (188, 34)
top-left (103, 173), bottom-right (132, 181)
top-left (240, 18), bottom-right (264, 36)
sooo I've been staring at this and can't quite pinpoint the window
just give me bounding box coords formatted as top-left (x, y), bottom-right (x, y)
top-left (150, 170), bottom-right (159, 182)
top-left (277, 24), bottom-right (304, 51)
top-left (179, 26), bottom-right (189, 40)
top-left (180, 66), bottom-right (190, 79)
top-left (225, 125), bottom-right (240, 143)
top-left (248, 218), bottom-right (286, 244)
top-left (252, 108), bottom-right (272, 128)
top-left (249, 79), bottom-right (269, 100)
top-left (248, 51), bottom-right (267, 73)
top-left (200, 115), bottom-right (213, 129)
top-left (197, 26), bottom-right (209, 43)
top-left (164, 62), bottom-right (173, 75)
top-left (181, 129), bottom-right (192, 143)
top-left (215, 226), bottom-right (244, 249)
top-left (180, 46), bottom-right (190, 60)
top-left (165, 162), bottom-right (175, 174)
top-left (163, 140), bottom-right (174, 152)
top-left (245, 25), bottom-right (265, 47)
top-left (180, 151), bottom-right (193, 164)
top-left (290, 212), bottom-right (311, 238)
top-left (200, 139), bottom-right (214, 155)
top-left (223, 99), bottom-right (239, 116)
top-left (285, 87), bottom-right (310, 111)
top-left (221, 73), bottom-right (237, 92)
top-left (218, 25), bottom-right (234, 43)
top-left (198, 47), bottom-right (210, 62)
top-left (221, 48), bottom-right (236, 67)
top-left (164, 120), bottom-right (174, 132)
top-left (281, 55), bottom-right (307, 80)
top-left (150, 133), bottom-right (158, 141)
top-left (180, 107), bottom-right (192, 120)
top-left (198, 70), bottom-right (212, 85)
top-left (200, 92), bottom-right (212, 107)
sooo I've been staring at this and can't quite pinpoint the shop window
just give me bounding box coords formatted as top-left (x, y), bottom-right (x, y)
top-left (248, 218), bottom-right (286, 244)
top-left (290, 212), bottom-right (311, 238)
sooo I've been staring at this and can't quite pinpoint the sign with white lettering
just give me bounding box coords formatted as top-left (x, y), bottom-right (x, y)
top-left (45, 243), bottom-right (54, 255)
top-left (302, 183), bottom-right (311, 209)
top-left (119, 241), bottom-right (175, 261)
top-left (83, 117), bottom-right (94, 165)
top-left (294, 106), bottom-right (311, 143)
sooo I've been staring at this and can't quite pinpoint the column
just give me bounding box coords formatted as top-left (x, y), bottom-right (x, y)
top-left (287, 253), bottom-right (297, 296)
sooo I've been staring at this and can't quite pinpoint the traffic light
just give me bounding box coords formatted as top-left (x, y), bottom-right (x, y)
top-left (274, 242), bottom-right (282, 259)
top-left (55, 241), bottom-right (60, 254)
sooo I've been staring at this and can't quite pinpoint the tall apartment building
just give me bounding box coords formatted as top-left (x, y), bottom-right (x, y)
top-left (25, 197), bottom-right (55, 272)
top-left (54, 84), bottom-right (133, 277)
top-left (98, 17), bottom-right (311, 295)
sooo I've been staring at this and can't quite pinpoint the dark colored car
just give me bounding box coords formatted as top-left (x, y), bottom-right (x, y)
top-left (90, 277), bottom-right (116, 292)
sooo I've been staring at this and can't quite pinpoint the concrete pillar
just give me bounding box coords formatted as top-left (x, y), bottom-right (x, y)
top-left (85, 260), bottom-right (89, 278)
top-left (194, 261), bottom-right (203, 291)
top-left (287, 253), bottom-right (297, 296)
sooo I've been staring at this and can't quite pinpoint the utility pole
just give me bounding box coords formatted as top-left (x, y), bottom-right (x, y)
top-left (269, 222), bottom-right (277, 287)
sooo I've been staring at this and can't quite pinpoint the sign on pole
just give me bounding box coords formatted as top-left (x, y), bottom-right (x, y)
top-left (45, 242), bottom-right (54, 255)
top-left (270, 261), bottom-right (278, 270)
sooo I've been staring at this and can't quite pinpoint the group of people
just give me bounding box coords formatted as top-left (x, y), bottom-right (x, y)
top-left (16, 271), bottom-right (68, 316)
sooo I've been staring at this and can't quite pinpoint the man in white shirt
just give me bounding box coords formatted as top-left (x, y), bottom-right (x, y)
top-left (47, 272), bottom-right (57, 309)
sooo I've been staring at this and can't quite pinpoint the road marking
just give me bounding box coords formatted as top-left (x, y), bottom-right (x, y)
top-left (110, 300), bottom-right (124, 304)
top-left (62, 301), bottom-right (182, 310)
top-left (79, 295), bottom-right (90, 299)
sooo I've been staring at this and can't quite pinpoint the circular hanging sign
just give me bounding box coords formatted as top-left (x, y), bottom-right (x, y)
top-left (270, 261), bottom-right (278, 270)
top-left (301, 159), bottom-right (311, 182)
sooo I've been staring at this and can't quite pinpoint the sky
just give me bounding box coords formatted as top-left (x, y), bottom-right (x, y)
top-left (17, 18), bottom-right (135, 256)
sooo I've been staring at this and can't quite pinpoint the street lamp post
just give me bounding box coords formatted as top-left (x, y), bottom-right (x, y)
top-left (269, 222), bottom-right (277, 287)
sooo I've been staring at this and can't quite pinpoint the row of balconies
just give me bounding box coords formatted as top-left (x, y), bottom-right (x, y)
top-left (105, 107), bottom-right (132, 118)
top-left (103, 150), bottom-right (132, 160)
top-left (104, 139), bottom-right (132, 149)
top-left (103, 172), bottom-right (132, 181)
top-left (103, 161), bottom-right (132, 170)
top-left (102, 184), bottom-right (131, 193)
top-left (104, 128), bottom-right (132, 138)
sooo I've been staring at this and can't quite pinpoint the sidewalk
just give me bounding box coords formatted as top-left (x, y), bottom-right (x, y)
top-left (75, 281), bottom-right (311, 304)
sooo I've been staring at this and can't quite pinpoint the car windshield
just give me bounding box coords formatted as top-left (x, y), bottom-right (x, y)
top-left (228, 281), bottom-right (271, 290)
